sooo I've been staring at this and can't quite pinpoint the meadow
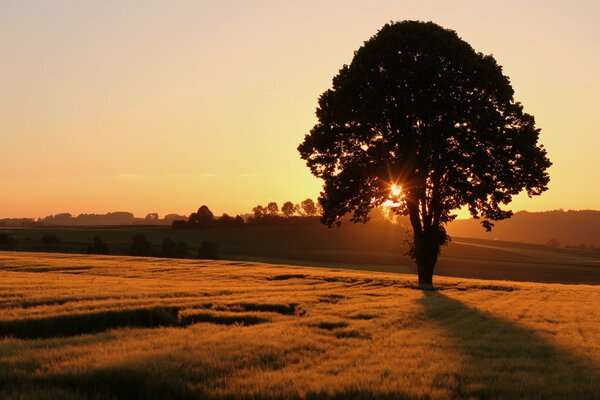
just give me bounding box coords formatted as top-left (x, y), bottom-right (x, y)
top-left (1, 251), bottom-right (599, 399)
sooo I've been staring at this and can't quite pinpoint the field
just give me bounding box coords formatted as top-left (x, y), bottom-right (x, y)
top-left (1, 251), bottom-right (599, 399)
top-left (2, 225), bottom-right (600, 284)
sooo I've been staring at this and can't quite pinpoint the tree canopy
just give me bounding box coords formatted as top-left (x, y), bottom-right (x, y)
top-left (298, 21), bottom-right (551, 285)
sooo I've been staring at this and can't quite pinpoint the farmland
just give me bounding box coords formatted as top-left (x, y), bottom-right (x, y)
top-left (1, 224), bottom-right (599, 284)
top-left (1, 251), bottom-right (599, 399)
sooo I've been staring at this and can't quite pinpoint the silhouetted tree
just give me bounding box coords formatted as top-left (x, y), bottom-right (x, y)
top-left (160, 238), bottom-right (188, 258)
top-left (197, 241), bottom-right (220, 260)
top-left (145, 213), bottom-right (159, 220)
top-left (129, 234), bottom-right (153, 256)
top-left (217, 213), bottom-right (235, 226)
top-left (300, 199), bottom-right (318, 216)
top-left (298, 21), bottom-right (551, 286)
top-left (234, 215), bottom-right (245, 226)
top-left (281, 201), bottom-right (296, 217)
top-left (252, 205), bottom-right (266, 218)
top-left (197, 205), bottom-right (214, 227)
top-left (266, 202), bottom-right (279, 216)
top-left (88, 235), bottom-right (109, 255)
top-left (187, 205), bottom-right (214, 227)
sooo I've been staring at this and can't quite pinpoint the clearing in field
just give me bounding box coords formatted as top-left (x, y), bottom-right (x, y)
top-left (0, 251), bottom-right (599, 399)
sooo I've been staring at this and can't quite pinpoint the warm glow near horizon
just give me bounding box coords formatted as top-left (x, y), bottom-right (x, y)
top-left (1, 1), bottom-right (598, 218)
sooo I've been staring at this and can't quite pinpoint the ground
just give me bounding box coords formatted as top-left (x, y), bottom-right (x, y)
top-left (1, 251), bottom-right (599, 399)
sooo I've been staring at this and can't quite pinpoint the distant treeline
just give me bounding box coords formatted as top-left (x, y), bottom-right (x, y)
top-left (172, 200), bottom-right (321, 229)
top-left (0, 199), bottom-right (321, 228)
top-left (447, 209), bottom-right (600, 249)
top-left (0, 212), bottom-right (186, 227)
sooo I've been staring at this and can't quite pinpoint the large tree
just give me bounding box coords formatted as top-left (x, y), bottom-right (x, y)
top-left (298, 21), bottom-right (551, 286)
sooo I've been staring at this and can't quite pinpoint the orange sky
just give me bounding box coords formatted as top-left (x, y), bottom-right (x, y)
top-left (1, 1), bottom-right (598, 218)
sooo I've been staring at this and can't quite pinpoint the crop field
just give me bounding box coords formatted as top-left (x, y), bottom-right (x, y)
top-left (1, 251), bottom-right (599, 399)
top-left (2, 226), bottom-right (599, 284)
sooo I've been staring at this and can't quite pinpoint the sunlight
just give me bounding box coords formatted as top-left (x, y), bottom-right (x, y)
top-left (390, 184), bottom-right (402, 196)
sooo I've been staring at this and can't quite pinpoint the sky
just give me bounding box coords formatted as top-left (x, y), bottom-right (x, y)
top-left (1, 0), bottom-right (598, 218)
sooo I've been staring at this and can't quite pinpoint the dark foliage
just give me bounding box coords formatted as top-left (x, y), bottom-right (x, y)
top-left (88, 235), bottom-right (109, 255)
top-left (0, 233), bottom-right (18, 250)
top-left (301, 198), bottom-right (318, 216)
top-left (129, 234), bottom-right (153, 256)
top-left (188, 205), bottom-right (214, 227)
top-left (197, 241), bottom-right (220, 260)
top-left (281, 201), bottom-right (296, 217)
top-left (160, 238), bottom-right (188, 258)
top-left (298, 21), bottom-right (551, 285)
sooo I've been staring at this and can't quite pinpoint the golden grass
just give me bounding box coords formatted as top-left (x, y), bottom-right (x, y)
top-left (0, 251), bottom-right (599, 399)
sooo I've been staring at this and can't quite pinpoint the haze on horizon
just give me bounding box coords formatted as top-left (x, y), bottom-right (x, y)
top-left (1, 0), bottom-right (598, 218)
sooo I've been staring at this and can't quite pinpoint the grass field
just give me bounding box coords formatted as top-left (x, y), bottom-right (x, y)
top-left (1, 251), bottom-right (599, 399)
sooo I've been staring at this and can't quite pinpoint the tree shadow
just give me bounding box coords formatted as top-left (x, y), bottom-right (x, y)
top-left (419, 290), bottom-right (600, 399)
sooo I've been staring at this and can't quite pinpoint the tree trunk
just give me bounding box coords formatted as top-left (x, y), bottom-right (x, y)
top-left (413, 232), bottom-right (440, 288)
top-left (416, 258), bottom-right (435, 287)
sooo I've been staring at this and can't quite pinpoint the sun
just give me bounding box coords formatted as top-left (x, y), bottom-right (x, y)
top-left (390, 184), bottom-right (402, 196)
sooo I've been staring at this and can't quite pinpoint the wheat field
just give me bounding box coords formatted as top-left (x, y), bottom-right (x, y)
top-left (0, 251), bottom-right (599, 399)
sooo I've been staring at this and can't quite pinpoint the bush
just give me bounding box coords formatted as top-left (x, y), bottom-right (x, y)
top-left (88, 236), bottom-right (109, 255)
top-left (197, 241), bottom-right (220, 260)
top-left (129, 234), bottom-right (153, 256)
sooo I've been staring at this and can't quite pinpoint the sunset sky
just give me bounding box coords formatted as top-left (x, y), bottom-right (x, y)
top-left (1, 1), bottom-right (598, 218)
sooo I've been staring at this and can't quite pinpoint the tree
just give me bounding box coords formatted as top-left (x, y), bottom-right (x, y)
top-left (197, 241), bottom-right (220, 260)
top-left (160, 238), bottom-right (188, 258)
top-left (129, 234), bottom-right (153, 256)
top-left (298, 21), bottom-right (551, 286)
top-left (189, 205), bottom-right (214, 227)
top-left (88, 235), bottom-right (109, 255)
top-left (266, 202), bottom-right (279, 216)
top-left (281, 201), bottom-right (296, 217)
top-left (252, 205), bottom-right (266, 218)
top-left (145, 213), bottom-right (159, 220)
top-left (300, 198), bottom-right (318, 216)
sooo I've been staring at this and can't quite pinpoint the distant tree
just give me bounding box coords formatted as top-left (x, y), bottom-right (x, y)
top-left (88, 235), bottom-right (109, 255)
top-left (160, 238), bottom-right (188, 258)
top-left (546, 238), bottom-right (561, 248)
top-left (196, 205), bottom-right (214, 227)
top-left (298, 21), bottom-right (551, 286)
top-left (300, 199), bottom-right (318, 216)
top-left (129, 234), bottom-right (153, 256)
top-left (145, 213), bottom-right (159, 220)
top-left (218, 213), bottom-right (235, 226)
top-left (197, 241), bottom-right (220, 260)
top-left (266, 202), bottom-right (279, 216)
top-left (252, 205), bottom-right (266, 218)
top-left (281, 201), bottom-right (296, 217)
top-left (234, 215), bottom-right (245, 226)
